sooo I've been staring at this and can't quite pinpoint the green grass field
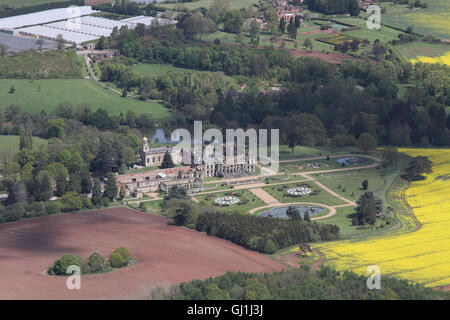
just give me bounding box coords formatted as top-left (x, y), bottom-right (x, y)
top-left (0, 135), bottom-right (47, 169)
top-left (259, 145), bottom-right (356, 161)
top-left (395, 41), bottom-right (450, 60)
top-left (262, 182), bottom-right (347, 206)
top-left (377, 1), bottom-right (450, 39)
top-left (0, 79), bottom-right (171, 119)
top-left (335, 17), bottom-right (406, 43)
top-left (0, 0), bottom-right (68, 8)
top-left (280, 157), bottom-right (373, 174)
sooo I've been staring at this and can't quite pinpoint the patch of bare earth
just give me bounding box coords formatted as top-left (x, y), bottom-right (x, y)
top-left (0, 208), bottom-right (284, 299)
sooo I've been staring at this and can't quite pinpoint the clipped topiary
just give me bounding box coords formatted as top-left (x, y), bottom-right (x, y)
top-left (109, 252), bottom-right (126, 268)
top-left (52, 254), bottom-right (80, 275)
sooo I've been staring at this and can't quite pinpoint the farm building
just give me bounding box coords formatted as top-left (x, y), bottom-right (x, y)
top-left (0, 6), bottom-right (97, 29)
top-left (121, 15), bottom-right (176, 27)
top-left (19, 16), bottom-right (135, 44)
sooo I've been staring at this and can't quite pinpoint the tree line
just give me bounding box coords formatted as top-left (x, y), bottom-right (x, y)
top-left (195, 210), bottom-right (340, 254)
top-left (305, 0), bottom-right (360, 16)
top-left (150, 265), bottom-right (450, 300)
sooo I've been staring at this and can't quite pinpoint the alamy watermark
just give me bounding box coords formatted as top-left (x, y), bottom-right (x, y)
top-left (66, 265), bottom-right (81, 290)
top-left (366, 265), bottom-right (381, 289)
top-left (66, 5), bottom-right (81, 30)
top-left (171, 121), bottom-right (280, 174)
top-left (366, 5), bottom-right (381, 30)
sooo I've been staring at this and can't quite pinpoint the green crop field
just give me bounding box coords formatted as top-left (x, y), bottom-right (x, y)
top-left (0, 135), bottom-right (47, 169)
top-left (0, 79), bottom-right (171, 119)
top-left (376, 1), bottom-right (450, 39)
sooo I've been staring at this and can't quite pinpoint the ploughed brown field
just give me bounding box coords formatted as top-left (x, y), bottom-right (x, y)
top-left (0, 207), bottom-right (284, 299)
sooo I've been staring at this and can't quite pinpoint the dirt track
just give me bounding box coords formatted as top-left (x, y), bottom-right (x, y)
top-left (0, 208), bottom-right (284, 300)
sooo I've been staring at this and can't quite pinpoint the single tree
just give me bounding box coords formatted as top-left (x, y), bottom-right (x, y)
top-left (287, 18), bottom-right (297, 40)
top-left (91, 178), bottom-right (102, 207)
top-left (279, 17), bottom-right (286, 33)
top-left (160, 151), bottom-right (175, 169)
top-left (0, 44), bottom-right (8, 57)
top-left (357, 132), bottom-right (377, 153)
top-left (303, 38), bottom-right (312, 50)
top-left (56, 171), bottom-right (68, 197)
top-left (362, 179), bottom-right (369, 190)
top-left (286, 205), bottom-right (302, 220)
top-left (35, 38), bottom-right (43, 51)
top-left (119, 185), bottom-right (126, 200)
top-left (56, 34), bottom-right (65, 50)
top-left (304, 211), bottom-right (311, 222)
top-left (103, 173), bottom-right (118, 201)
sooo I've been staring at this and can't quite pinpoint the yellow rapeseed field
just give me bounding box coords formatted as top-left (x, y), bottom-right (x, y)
top-left (411, 51), bottom-right (450, 66)
top-left (316, 149), bottom-right (450, 287)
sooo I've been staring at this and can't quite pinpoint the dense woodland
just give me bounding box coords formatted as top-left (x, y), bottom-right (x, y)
top-left (151, 265), bottom-right (450, 300)
top-left (305, 0), bottom-right (360, 16)
top-left (98, 24), bottom-right (450, 147)
top-left (0, 112), bottom-right (142, 222)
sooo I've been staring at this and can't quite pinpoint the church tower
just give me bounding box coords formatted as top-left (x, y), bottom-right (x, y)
top-left (140, 136), bottom-right (150, 165)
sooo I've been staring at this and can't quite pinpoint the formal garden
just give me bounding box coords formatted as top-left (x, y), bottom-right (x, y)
top-left (262, 182), bottom-right (346, 206)
top-left (194, 189), bottom-right (265, 213)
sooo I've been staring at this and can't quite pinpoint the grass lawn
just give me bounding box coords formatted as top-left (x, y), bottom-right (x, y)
top-left (0, 135), bottom-right (47, 169)
top-left (395, 41), bottom-right (450, 60)
top-left (378, 1), bottom-right (450, 38)
top-left (262, 182), bottom-right (347, 206)
top-left (335, 17), bottom-right (406, 43)
top-left (262, 174), bottom-right (307, 185)
top-left (280, 157), bottom-right (373, 174)
top-left (141, 200), bottom-right (163, 213)
top-left (313, 168), bottom-right (386, 202)
top-left (194, 189), bottom-right (266, 213)
top-left (259, 145), bottom-right (331, 161)
top-left (0, 79), bottom-right (171, 119)
top-left (0, 0), bottom-right (68, 8)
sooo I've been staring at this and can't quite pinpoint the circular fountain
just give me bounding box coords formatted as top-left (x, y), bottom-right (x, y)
top-left (215, 196), bottom-right (240, 206)
top-left (286, 187), bottom-right (311, 197)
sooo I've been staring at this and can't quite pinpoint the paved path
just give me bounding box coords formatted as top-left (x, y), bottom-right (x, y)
top-left (249, 188), bottom-right (280, 205)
